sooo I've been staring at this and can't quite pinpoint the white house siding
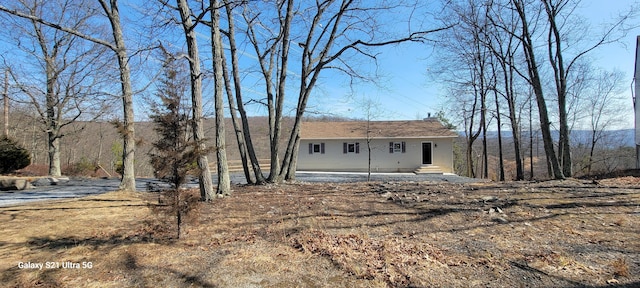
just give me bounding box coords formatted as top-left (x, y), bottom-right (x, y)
top-left (297, 138), bottom-right (454, 173)
top-left (635, 35), bottom-right (640, 168)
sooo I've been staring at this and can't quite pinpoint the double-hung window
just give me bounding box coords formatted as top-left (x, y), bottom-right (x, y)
top-left (343, 142), bottom-right (360, 154)
top-left (389, 141), bottom-right (406, 153)
top-left (308, 143), bottom-right (325, 154)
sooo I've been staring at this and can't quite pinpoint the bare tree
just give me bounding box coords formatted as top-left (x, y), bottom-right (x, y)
top-left (219, 17), bottom-right (253, 184)
top-left (221, 0), bottom-right (267, 184)
top-left (486, 2), bottom-right (525, 180)
top-left (0, 0), bottom-right (140, 190)
top-left (240, 0), bottom-right (295, 183)
top-left (96, 0), bottom-right (137, 190)
top-left (510, 0), bottom-right (564, 179)
top-left (3, 70), bottom-right (8, 138)
top-left (223, 0), bottom-right (448, 183)
top-left (173, 0), bottom-right (216, 200)
top-left (580, 69), bottom-right (626, 175)
top-left (360, 97), bottom-right (384, 181)
top-left (542, 0), bottom-right (635, 177)
top-left (1, 0), bottom-right (112, 177)
top-left (508, 0), bottom-right (636, 179)
top-left (209, 0), bottom-right (230, 196)
top-left (491, 64), bottom-right (505, 181)
top-left (435, 0), bottom-right (491, 178)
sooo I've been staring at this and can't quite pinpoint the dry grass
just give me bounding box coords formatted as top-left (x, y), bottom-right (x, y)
top-left (613, 258), bottom-right (630, 278)
top-left (0, 178), bottom-right (639, 287)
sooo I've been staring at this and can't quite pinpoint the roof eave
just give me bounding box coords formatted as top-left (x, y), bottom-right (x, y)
top-left (300, 135), bottom-right (458, 140)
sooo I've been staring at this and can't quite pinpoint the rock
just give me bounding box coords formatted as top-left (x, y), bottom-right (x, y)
top-left (492, 217), bottom-right (509, 224)
top-left (31, 178), bottom-right (52, 186)
top-left (0, 179), bottom-right (34, 190)
top-left (30, 177), bottom-right (69, 186)
top-left (14, 179), bottom-right (32, 190)
top-left (56, 176), bottom-right (70, 181)
top-left (481, 196), bottom-right (498, 202)
top-left (381, 192), bottom-right (394, 200)
top-left (606, 279), bottom-right (619, 284)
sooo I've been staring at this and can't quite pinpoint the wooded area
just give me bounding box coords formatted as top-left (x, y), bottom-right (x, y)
top-left (0, 0), bottom-right (637, 199)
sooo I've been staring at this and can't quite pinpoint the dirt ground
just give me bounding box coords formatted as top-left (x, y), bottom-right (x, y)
top-left (0, 177), bottom-right (638, 287)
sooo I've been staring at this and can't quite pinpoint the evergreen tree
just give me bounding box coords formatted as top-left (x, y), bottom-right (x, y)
top-left (148, 55), bottom-right (199, 239)
top-left (0, 136), bottom-right (31, 174)
top-left (148, 56), bottom-right (195, 189)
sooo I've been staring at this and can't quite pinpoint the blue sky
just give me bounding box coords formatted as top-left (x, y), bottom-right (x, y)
top-left (301, 0), bottom-right (640, 128)
top-left (1, 0), bottom-right (638, 128)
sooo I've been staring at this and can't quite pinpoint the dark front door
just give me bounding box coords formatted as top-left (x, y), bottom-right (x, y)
top-left (422, 142), bottom-right (432, 165)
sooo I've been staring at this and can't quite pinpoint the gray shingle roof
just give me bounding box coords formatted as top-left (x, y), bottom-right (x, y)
top-left (300, 119), bottom-right (458, 139)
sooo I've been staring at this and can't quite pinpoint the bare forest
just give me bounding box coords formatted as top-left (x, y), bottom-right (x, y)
top-left (0, 1), bottom-right (639, 287)
top-left (0, 0), bottom-right (635, 191)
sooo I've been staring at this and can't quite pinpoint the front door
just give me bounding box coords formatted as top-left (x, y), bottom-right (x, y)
top-left (422, 142), bottom-right (432, 165)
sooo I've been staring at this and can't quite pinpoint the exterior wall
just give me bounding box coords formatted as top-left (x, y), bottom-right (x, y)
top-left (635, 35), bottom-right (640, 168)
top-left (297, 138), bottom-right (454, 173)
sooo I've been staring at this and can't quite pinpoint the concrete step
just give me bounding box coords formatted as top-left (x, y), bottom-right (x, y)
top-left (414, 165), bottom-right (444, 174)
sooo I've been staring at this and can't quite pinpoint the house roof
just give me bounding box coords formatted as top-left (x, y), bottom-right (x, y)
top-left (300, 119), bottom-right (458, 139)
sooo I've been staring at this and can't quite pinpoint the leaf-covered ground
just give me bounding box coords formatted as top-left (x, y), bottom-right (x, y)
top-left (0, 177), bottom-right (638, 287)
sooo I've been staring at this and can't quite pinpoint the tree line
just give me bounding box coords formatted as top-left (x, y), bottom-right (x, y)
top-left (0, 0), bottom-right (446, 199)
top-left (432, 0), bottom-right (636, 180)
top-left (0, 0), bottom-right (636, 200)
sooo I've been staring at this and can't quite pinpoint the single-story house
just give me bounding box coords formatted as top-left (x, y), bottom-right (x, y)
top-left (297, 118), bottom-right (458, 173)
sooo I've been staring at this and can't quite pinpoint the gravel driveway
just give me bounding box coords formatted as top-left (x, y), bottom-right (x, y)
top-left (0, 172), bottom-right (480, 206)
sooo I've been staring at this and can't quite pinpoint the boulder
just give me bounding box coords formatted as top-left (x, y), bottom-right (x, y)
top-left (0, 178), bottom-right (34, 190)
top-left (31, 178), bottom-right (52, 186)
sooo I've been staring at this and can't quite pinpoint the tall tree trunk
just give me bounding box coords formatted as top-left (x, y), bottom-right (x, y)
top-left (513, 0), bottom-right (563, 180)
top-left (48, 132), bottom-right (61, 176)
top-left (491, 34), bottom-right (520, 180)
top-left (268, 0), bottom-right (294, 183)
top-left (486, 3), bottom-right (523, 180)
top-left (504, 63), bottom-right (523, 180)
top-left (466, 142), bottom-right (475, 178)
top-left (280, 88), bottom-right (313, 181)
top-left (465, 95), bottom-right (482, 178)
top-left (558, 99), bottom-right (572, 176)
top-left (284, 133), bottom-right (300, 181)
top-left (220, 46), bottom-right (253, 184)
top-left (481, 104), bottom-right (488, 179)
top-left (99, 0), bottom-right (136, 191)
top-left (210, 0), bottom-right (230, 196)
top-left (3, 70), bottom-right (8, 137)
top-left (33, 15), bottom-right (62, 177)
top-left (587, 129), bottom-right (597, 174)
top-left (494, 88), bottom-right (505, 181)
top-left (176, 0), bottom-right (215, 200)
top-left (506, 78), bottom-right (523, 180)
top-left (223, 0), bottom-right (266, 184)
top-left (543, 0), bottom-right (572, 177)
top-left (113, 36), bottom-right (136, 191)
top-left (529, 95), bottom-right (534, 180)
top-left (45, 56), bottom-right (62, 177)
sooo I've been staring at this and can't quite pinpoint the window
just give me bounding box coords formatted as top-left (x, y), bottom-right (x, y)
top-left (343, 142), bottom-right (360, 154)
top-left (389, 141), bottom-right (406, 153)
top-left (348, 143), bottom-right (356, 153)
top-left (308, 143), bottom-right (325, 154)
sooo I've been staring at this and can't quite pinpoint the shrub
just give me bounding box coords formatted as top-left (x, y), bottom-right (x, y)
top-left (0, 136), bottom-right (31, 174)
top-left (63, 157), bottom-right (98, 177)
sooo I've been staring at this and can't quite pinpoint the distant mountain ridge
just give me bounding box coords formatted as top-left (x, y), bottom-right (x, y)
top-left (458, 129), bottom-right (635, 147)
